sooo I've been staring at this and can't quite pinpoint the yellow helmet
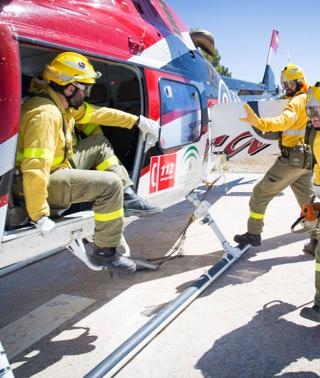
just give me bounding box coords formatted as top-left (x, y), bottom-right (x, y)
top-left (280, 63), bottom-right (308, 93)
top-left (307, 82), bottom-right (320, 107)
top-left (281, 63), bottom-right (305, 82)
top-left (43, 52), bottom-right (101, 86)
top-left (306, 82), bottom-right (320, 125)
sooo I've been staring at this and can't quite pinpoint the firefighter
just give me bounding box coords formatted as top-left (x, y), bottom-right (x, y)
top-left (29, 71), bottom-right (161, 218)
top-left (16, 51), bottom-right (160, 274)
top-left (300, 82), bottom-right (320, 322)
top-left (73, 124), bottom-right (160, 217)
top-left (234, 64), bottom-right (316, 254)
top-left (72, 129), bottom-right (152, 217)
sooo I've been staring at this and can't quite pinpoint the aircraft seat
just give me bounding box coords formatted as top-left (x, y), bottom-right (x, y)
top-left (116, 78), bottom-right (141, 116)
top-left (89, 83), bottom-right (109, 106)
top-left (105, 78), bottom-right (141, 170)
top-left (118, 79), bottom-right (138, 99)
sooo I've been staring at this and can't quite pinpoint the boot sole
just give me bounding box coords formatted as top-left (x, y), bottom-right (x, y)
top-left (233, 237), bottom-right (261, 247)
top-left (300, 309), bottom-right (320, 322)
top-left (88, 254), bottom-right (136, 274)
top-left (302, 247), bottom-right (316, 256)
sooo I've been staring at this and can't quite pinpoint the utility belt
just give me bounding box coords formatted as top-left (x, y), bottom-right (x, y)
top-left (280, 144), bottom-right (312, 169)
top-left (280, 146), bottom-right (292, 159)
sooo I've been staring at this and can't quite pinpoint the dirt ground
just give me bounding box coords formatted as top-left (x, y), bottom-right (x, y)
top-left (3, 161), bottom-right (319, 377)
top-left (226, 154), bottom-right (278, 173)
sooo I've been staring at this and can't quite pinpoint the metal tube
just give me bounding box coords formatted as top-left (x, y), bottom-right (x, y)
top-left (85, 245), bottom-right (249, 378)
top-left (0, 248), bottom-right (64, 278)
top-left (0, 341), bottom-right (15, 378)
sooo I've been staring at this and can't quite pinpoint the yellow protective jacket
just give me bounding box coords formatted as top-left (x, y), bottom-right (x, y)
top-left (254, 92), bottom-right (308, 148)
top-left (17, 85), bottom-right (138, 221)
top-left (72, 102), bottom-right (139, 145)
top-left (313, 133), bottom-right (320, 185)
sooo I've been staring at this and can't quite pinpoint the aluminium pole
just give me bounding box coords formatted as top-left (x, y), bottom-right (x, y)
top-left (85, 242), bottom-right (249, 378)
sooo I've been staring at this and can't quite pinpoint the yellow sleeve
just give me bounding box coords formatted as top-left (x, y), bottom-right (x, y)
top-left (73, 103), bottom-right (138, 129)
top-left (20, 108), bottom-right (58, 220)
top-left (257, 95), bottom-right (306, 132)
top-left (314, 164), bottom-right (320, 185)
top-left (313, 133), bottom-right (320, 185)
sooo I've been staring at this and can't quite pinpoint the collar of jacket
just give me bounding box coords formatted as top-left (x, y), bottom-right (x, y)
top-left (44, 86), bottom-right (67, 115)
top-left (285, 90), bottom-right (306, 100)
top-left (29, 77), bottom-right (67, 115)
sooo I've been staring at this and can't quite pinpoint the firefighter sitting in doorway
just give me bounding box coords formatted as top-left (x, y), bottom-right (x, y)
top-left (300, 82), bottom-right (320, 322)
top-left (16, 51), bottom-right (160, 274)
top-left (234, 63), bottom-right (316, 254)
top-left (29, 65), bottom-right (161, 218)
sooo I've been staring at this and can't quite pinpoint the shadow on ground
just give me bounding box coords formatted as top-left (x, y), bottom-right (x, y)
top-left (13, 327), bottom-right (96, 378)
top-left (1, 175), bottom-right (307, 376)
top-left (195, 300), bottom-right (320, 377)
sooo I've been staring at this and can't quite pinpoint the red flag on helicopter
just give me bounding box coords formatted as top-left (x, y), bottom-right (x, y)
top-left (270, 30), bottom-right (279, 54)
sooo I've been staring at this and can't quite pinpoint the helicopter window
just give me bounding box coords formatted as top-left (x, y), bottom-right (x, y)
top-left (159, 79), bottom-right (201, 150)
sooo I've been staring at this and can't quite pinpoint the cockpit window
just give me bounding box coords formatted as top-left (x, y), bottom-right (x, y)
top-left (159, 79), bottom-right (201, 150)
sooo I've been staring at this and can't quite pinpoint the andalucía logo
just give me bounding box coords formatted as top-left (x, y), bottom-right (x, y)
top-left (183, 145), bottom-right (199, 168)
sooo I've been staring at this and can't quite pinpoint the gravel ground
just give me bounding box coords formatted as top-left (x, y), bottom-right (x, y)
top-left (226, 154), bottom-right (278, 173)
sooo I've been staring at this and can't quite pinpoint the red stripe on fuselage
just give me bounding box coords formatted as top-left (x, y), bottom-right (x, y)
top-left (140, 165), bottom-right (150, 177)
top-left (0, 193), bottom-right (9, 208)
top-left (161, 109), bottom-right (199, 125)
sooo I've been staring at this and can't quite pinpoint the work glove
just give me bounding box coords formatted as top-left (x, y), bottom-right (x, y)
top-left (137, 115), bottom-right (159, 143)
top-left (313, 183), bottom-right (320, 199)
top-left (144, 133), bottom-right (158, 152)
top-left (34, 216), bottom-right (56, 235)
top-left (239, 103), bottom-right (262, 128)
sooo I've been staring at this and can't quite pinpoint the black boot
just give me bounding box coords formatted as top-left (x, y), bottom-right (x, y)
top-left (303, 238), bottom-right (317, 256)
top-left (234, 232), bottom-right (261, 246)
top-left (89, 246), bottom-right (136, 274)
top-left (300, 304), bottom-right (320, 322)
top-left (123, 187), bottom-right (162, 217)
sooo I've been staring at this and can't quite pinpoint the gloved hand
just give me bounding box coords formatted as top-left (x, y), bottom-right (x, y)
top-left (137, 115), bottom-right (159, 141)
top-left (34, 216), bottom-right (56, 235)
top-left (239, 103), bottom-right (262, 128)
top-left (144, 133), bottom-right (158, 151)
top-left (313, 183), bottom-right (320, 199)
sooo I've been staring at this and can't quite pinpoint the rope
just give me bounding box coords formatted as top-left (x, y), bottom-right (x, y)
top-left (147, 175), bottom-right (222, 266)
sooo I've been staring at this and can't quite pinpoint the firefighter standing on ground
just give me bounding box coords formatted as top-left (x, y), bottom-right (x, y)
top-left (300, 82), bottom-right (320, 322)
top-left (16, 52), bottom-right (160, 274)
top-left (234, 64), bottom-right (316, 253)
